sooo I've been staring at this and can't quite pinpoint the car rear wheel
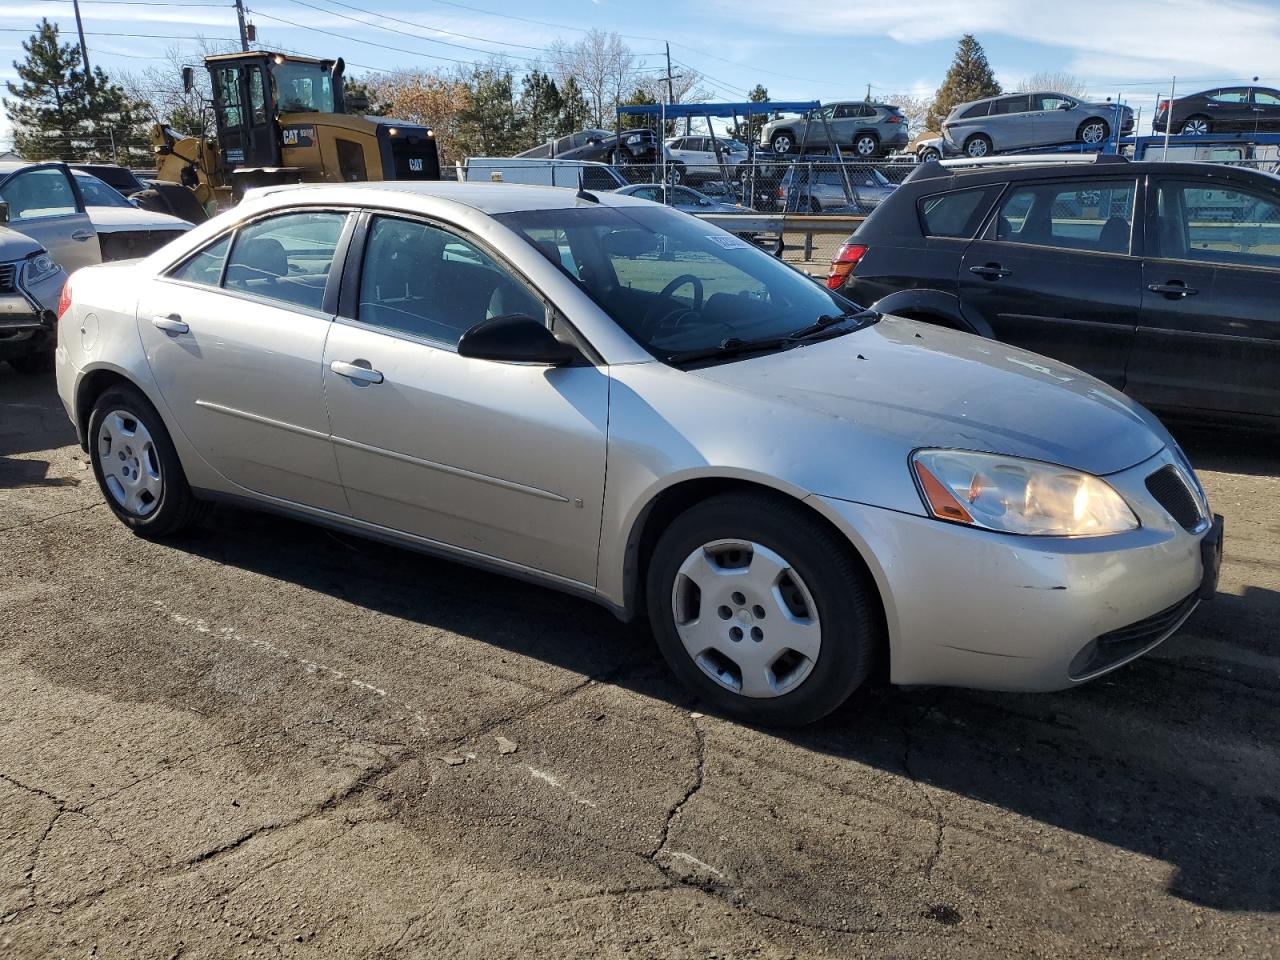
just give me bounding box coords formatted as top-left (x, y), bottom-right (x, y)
top-left (88, 383), bottom-right (203, 538)
top-left (964, 134), bottom-right (992, 158)
top-left (646, 492), bottom-right (880, 726)
top-left (1182, 116), bottom-right (1211, 136)
top-left (667, 162), bottom-right (686, 184)
top-left (853, 133), bottom-right (880, 158)
top-left (770, 132), bottom-right (794, 155)
top-left (1079, 119), bottom-right (1110, 144)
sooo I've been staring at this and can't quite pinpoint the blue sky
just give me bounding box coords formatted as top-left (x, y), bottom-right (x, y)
top-left (4, 0), bottom-right (1280, 146)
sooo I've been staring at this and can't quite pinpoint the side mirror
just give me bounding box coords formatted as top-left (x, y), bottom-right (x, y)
top-left (1058, 102), bottom-right (1073, 110)
top-left (457, 314), bottom-right (580, 366)
top-left (0, 201), bottom-right (9, 225)
top-left (182, 66), bottom-right (194, 95)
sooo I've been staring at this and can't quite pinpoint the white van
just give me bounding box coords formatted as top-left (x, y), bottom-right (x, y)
top-left (461, 158), bottom-right (627, 191)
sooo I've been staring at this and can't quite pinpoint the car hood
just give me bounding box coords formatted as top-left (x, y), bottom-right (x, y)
top-left (688, 316), bottom-right (1168, 477)
top-left (86, 206), bottom-right (192, 233)
top-left (0, 225), bottom-right (45, 259)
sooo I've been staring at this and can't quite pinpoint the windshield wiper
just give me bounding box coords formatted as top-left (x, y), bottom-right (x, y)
top-left (665, 335), bottom-right (793, 366)
top-left (786, 308), bottom-right (881, 342)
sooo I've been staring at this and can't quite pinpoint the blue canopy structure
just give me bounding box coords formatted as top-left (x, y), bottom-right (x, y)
top-left (616, 101), bottom-right (820, 119)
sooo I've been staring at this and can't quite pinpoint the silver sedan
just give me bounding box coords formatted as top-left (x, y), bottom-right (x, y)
top-left (53, 182), bottom-right (1222, 725)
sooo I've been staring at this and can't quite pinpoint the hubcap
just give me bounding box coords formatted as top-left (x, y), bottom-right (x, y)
top-left (97, 409), bottom-right (162, 517)
top-left (1082, 123), bottom-right (1105, 143)
top-left (857, 137), bottom-right (876, 156)
top-left (671, 539), bottom-right (821, 699)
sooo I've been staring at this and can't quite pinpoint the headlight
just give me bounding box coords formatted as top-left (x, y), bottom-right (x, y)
top-left (23, 252), bottom-right (61, 286)
top-left (911, 449), bottom-right (1139, 537)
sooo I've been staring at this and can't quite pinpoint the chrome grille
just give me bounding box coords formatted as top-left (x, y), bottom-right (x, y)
top-left (1145, 464), bottom-right (1203, 531)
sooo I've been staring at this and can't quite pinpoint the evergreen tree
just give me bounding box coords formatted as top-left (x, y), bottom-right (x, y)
top-left (736, 83), bottom-right (770, 142)
top-left (556, 76), bottom-right (591, 135)
top-left (518, 70), bottom-right (562, 146)
top-left (4, 18), bottom-right (148, 161)
top-left (925, 34), bottom-right (1001, 132)
top-left (456, 63), bottom-right (521, 157)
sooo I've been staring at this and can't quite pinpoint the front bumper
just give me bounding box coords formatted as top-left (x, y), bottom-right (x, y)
top-left (810, 448), bottom-right (1215, 692)
top-left (0, 264), bottom-right (64, 360)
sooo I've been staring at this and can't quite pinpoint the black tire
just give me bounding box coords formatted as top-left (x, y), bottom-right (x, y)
top-left (853, 132), bottom-right (880, 158)
top-left (88, 383), bottom-right (204, 538)
top-left (645, 491), bottom-right (881, 726)
top-left (8, 351), bottom-right (54, 375)
top-left (964, 133), bottom-right (993, 158)
top-left (1078, 118), bottom-right (1110, 145)
top-left (1181, 115), bottom-right (1211, 136)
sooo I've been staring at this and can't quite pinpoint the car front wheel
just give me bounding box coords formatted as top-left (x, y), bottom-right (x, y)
top-left (918, 146), bottom-right (942, 163)
top-left (88, 383), bottom-right (203, 538)
top-left (770, 132), bottom-right (794, 155)
top-left (646, 492), bottom-right (880, 726)
top-left (1079, 119), bottom-right (1110, 144)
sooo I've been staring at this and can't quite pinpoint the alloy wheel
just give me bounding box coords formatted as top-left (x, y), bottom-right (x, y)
top-left (97, 409), bottom-right (163, 517)
top-left (1081, 122), bottom-right (1107, 144)
top-left (855, 135), bottom-right (878, 157)
top-left (966, 137), bottom-right (990, 158)
top-left (772, 135), bottom-right (792, 154)
top-left (670, 539), bottom-right (821, 699)
top-left (1182, 118), bottom-right (1209, 136)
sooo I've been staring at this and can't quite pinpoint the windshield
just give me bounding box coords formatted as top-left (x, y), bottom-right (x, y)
top-left (74, 173), bottom-right (132, 208)
top-left (271, 61), bottom-right (335, 113)
top-left (496, 205), bottom-right (867, 362)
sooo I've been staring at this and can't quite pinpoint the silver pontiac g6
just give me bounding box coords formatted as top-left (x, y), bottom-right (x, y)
top-left (54, 182), bottom-right (1222, 726)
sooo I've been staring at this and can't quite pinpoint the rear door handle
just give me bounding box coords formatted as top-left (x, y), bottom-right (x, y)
top-left (151, 314), bottom-right (189, 334)
top-left (969, 264), bottom-right (1013, 279)
top-left (330, 359), bottom-right (384, 384)
top-left (1147, 282), bottom-right (1199, 297)
top-left (71, 230), bottom-right (95, 241)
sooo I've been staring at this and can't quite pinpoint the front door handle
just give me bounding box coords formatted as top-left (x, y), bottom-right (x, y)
top-left (71, 230), bottom-right (95, 241)
top-left (969, 263), bottom-right (1013, 279)
top-left (152, 314), bottom-right (189, 334)
top-left (330, 359), bottom-right (384, 384)
top-left (1147, 281), bottom-right (1199, 298)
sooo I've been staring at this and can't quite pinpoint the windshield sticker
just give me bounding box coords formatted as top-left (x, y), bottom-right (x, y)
top-left (706, 234), bottom-right (750, 249)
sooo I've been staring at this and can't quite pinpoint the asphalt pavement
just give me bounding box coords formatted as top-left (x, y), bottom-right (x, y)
top-left (1, 369), bottom-right (1277, 959)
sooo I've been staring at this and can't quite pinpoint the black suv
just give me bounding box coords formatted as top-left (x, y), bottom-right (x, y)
top-left (829, 156), bottom-right (1280, 427)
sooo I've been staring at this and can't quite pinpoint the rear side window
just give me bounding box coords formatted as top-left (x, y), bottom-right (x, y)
top-left (990, 96), bottom-right (1031, 115)
top-left (995, 179), bottom-right (1136, 254)
top-left (223, 211), bottom-right (347, 311)
top-left (960, 102), bottom-right (990, 119)
top-left (918, 187), bottom-right (998, 238)
top-left (170, 234), bottom-right (231, 286)
top-left (1156, 179), bottom-right (1280, 267)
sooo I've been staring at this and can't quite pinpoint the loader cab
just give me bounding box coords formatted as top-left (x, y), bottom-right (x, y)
top-left (204, 52), bottom-right (345, 173)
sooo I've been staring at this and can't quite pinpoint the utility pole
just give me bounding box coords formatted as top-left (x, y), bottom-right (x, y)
top-left (72, 0), bottom-right (92, 83)
top-left (664, 42), bottom-right (675, 104)
top-left (235, 0), bottom-right (250, 51)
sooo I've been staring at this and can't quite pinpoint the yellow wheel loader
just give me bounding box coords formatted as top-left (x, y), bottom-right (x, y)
top-left (147, 51), bottom-right (439, 219)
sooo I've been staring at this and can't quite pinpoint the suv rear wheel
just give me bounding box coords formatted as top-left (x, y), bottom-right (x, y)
top-left (964, 133), bottom-right (992, 158)
top-left (853, 133), bottom-right (880, 158)
top-left (770, 131), bottom-right (795, 155)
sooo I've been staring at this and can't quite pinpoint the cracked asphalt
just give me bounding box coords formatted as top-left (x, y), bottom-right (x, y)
top-left (1, 369), bottom-right (1278, 959)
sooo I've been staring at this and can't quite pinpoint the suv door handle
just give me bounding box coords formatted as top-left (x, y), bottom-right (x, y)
top-left (969, 263), bottom-right (1013, 279)
top-left (152, 314), bottom-right (189, 334)
top-left (71, 230), bottom-right (95, 241)
top-left (1147, 281), bottom-right (1199, 298)
top-left (330, 359), bottom-right (384, 384)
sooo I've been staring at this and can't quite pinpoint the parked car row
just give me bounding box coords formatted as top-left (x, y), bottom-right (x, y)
top-left (0, 160), bottom-right (191, 372)
top-left (54, 177), bottom-right (1223, 726)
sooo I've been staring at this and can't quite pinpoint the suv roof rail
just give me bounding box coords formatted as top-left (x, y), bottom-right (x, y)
top-left (910, 152), bottom-right (1129, 181)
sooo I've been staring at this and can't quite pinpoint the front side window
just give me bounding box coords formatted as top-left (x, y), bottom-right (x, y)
top-left (995, 179), bottom-right (1136, 254)
top-left (1156, 179), bottom-right (1280, 267)
top-left (223, 211), bottom-right (347, 310)
top-left (498, 205), bottom-right (866, 362)
top-left (1035, 94), bottom-right (1073, 111)
top-left (0, 168), bottom-right (79, 221)
top-left (74, 174), bottom-right (132, 208)
top-left (357, 216), bottom-right (546, 347)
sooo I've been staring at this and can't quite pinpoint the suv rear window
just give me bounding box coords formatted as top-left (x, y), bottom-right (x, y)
top-left (918, 187), bottom-right (998, 238)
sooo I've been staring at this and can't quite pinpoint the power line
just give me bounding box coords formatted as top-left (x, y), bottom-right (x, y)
top-left (309, 0), bottom-right (547, 52)
top-left (244, 8), bottom-right (475, 65)
top-left (0, 27), bottom-right (241, 41)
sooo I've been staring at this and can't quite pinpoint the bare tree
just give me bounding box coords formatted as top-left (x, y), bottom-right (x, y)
top-left (548, 29), bottom-right (635, 128)
top-left (1016, 72), bottom-right (1091, 98)
top-left (880, 93), bottom-right (931, 136)
top-left (117, 37), bottom-right (238, 138)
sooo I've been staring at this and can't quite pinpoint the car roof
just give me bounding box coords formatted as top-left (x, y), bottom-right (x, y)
top-left (247, 179), bottom-right (654, 214)
top-left (909, 158), bottom-right (1280, 188)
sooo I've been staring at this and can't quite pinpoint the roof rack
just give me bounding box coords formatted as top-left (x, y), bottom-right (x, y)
top-left (910, 152), bottom-right (1128, 181)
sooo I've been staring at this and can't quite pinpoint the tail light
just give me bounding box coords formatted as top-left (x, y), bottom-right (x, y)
top-left (826, 243), bottom-right (867, 289)
top-left (1158, 100), bottom-right (1169, 113)
top-left (885, 115), bottom-right (902, 124)
top-left (777, 185), bottom-right (787, 198)
top-left (56, 280), bottom-right (72, 321)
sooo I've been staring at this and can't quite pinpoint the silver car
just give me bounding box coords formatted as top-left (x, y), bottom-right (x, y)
top-left (761, 102), bottom-right (909, 158)
top-left (54, 182), bottom-right (1220, 726)
top-left (942, 92), bottom-right (1135, 158)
